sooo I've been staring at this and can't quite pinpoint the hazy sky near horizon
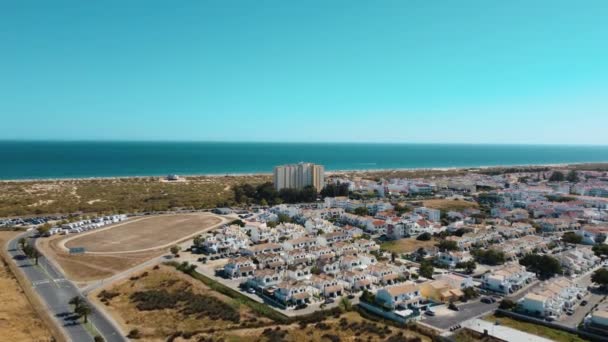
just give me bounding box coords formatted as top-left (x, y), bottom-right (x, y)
top-left (1, 1), bottom-right (607, 144)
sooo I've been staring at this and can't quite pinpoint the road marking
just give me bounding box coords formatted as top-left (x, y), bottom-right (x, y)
top-left (33, 279), bottom-right (51, 286)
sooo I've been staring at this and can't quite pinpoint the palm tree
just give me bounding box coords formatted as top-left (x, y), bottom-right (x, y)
top-left (69, 296), bottom-right (84, 310)
top-left (75, 303), bottom-right (92, 323)
top-left (32, 248), bottom-right (41, 265)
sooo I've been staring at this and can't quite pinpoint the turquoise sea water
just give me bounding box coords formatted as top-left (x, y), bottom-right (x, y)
top-left (1, 141), bottom-right (608, 180)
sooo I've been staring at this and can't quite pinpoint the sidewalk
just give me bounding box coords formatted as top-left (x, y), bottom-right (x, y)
top-left (463, 319), bottom-right (553, 342)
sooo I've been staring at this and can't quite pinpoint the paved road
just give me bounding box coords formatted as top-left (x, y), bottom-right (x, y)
top-left (6, 233), bottom-right (126, 342)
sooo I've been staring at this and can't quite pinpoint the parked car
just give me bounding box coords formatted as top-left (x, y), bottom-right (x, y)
top-left (566, 309), bottom-right (575, 316)
top-left (481, 297), bottom-right (495, 304)
top-left (247, 288), bottom-right (256, 294)
top-left (324, 298), bottom-right (335, 304)
top-left (424, 310), bottom-right (436, 316)
top-left (295, 303), bottom-right (308, 310)
top-left (581, 300), bottom-right (588, 306)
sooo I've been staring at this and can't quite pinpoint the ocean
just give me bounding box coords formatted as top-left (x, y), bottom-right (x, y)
top-left (1, 141), bottom-right (608, 180)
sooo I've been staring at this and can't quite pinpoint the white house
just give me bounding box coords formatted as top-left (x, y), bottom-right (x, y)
top-left (375, 282), bottom-right (422, 310)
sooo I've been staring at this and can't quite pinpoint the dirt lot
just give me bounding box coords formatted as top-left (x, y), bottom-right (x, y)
top-left (38, 214), bottom-right (224, 283)
top-left (0, 231), bottom-right (54, 342)
top-left (381, 237), bottom-right (437, 254)
top-left (38, 234), bottom-right (163, 283)
top-left (422, 199), bottom-right (478, 212)
top-left (64, 213), bottom-right (223, 253)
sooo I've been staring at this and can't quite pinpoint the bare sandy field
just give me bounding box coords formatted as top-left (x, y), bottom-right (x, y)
top-left (38, 235), bottom-right (161, 283)
top-left (0, 231), bottom-right (54, 342)
top-left (64, 213), bottom-right (223, 253)
top-left (39, 213), bottom-right (224, 283)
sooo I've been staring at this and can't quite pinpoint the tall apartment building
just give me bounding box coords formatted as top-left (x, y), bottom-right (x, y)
top-left (273, 162), bottom-right (325, 192)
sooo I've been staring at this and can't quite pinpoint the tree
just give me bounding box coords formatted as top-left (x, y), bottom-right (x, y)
top-left (437, 240), bottom-right (458, 252)
top-left (561, 232), bottom-right (582, 244)
top-left (192, 235), bottom-right (203, 247)
top-left (231, 219), bottom-right (245, 227)
top-left (419, 260), bottom-right (434, 279)
top-left (462, 287), bottom-right (479, 301)
top-left (417, 232), bottom-right (432, 241)
top-left (591, 268), bottom-right (608, 290)
top-left (472, 249), bottom-right (505, 266)
top-left (37, 223), bottom-right (52, 236)
top-left (277, 213), bottom-right (292, 223)
top-left (566, 170), bottom-right (579, 183)
top-left (31, 248), bottom-right (40, 265)
top-left (549, 171), bottom-right (565, 182)
top-left (519, 253), bottom-right (562, 280)
top-left (339, 297), bottom-right (352, 312)
top-left (69, 296), bottom-right (84, 310)
top-left (170, 245), bottom-right (181, 257)
top-left (499, 299), bottom-right (517, 310)
top-left (75, 303), bottom-right (92, 323)
top-left (360, 290), bottom-right (375, 303)
top-left (354, 206), bottom-right (369, 216)
top-left (456, 260), bottom-right (477, 274)
top-left (593, 244), bottom-right (608, 257)
top-left (18, 237), bottom-right (26, 249)
top-left (94, 336), bottom-right (105, 342)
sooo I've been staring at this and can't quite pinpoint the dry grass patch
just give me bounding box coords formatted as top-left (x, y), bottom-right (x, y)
top-left (217, 311), bottom-right (431, 342)
top-left (381, 238), bottom-right (437, 254)
top-left (0, 231), bottom-right (53, 342)
top-left (422, 199), bottom-right (478, 212)
top-left (90, 265), bottom-right (273, 342)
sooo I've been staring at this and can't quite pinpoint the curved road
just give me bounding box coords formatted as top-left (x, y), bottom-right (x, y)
top-left (6, 232), bottom-right (126, 342)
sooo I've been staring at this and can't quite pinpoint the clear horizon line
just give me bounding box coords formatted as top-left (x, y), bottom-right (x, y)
top-left (1, 138), bottom-right (608, 147)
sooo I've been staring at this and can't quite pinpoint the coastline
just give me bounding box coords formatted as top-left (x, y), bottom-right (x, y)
top-left (1, 161), bottom-right (607, 183)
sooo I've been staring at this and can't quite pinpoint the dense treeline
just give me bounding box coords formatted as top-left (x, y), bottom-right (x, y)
top-left (319, 182), bottom-right (350, 198)
top-left (519, 253), bottom-right (562, 280)
top-left (233, 182), bottom-right (318, 205)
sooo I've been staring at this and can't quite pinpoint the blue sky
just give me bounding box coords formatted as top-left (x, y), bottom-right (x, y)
top-left (1, 1), bottom-right (607, 144)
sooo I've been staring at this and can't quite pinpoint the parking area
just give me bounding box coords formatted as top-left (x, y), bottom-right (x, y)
top-left (422, 300), bottom-right (499, 330)
top-left (557, 271), bottom-right (607, 328)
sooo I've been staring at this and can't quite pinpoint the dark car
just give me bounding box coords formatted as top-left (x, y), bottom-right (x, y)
top-left (481, 297), bottom-right (493, 304)
top-left (424, 310), bottom-right (436, 316)
top-left (581, 300), bottom-right (588, 306)
top-left (295, 303), bottom-right (308, 310)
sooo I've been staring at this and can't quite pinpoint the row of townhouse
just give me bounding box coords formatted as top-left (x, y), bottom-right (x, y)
top-left (557, 247), bottom-right (600, 275)
top-left (481, 263), bottom-right (535, 294)
top-left (519, 277), bottom-right (586, 318)
top-left (373, 272), bottom-right (475, 311)
top-left (576, 225), bottom-right (608, 245)
top-left (436, 251), bottom-right (474, 269)
top-left (388, 215), bottom-right (444, 239)
top-left (535, 218), bottom-right (581, 232)
top-left (323, 197), bottom-right (394, 215)
top-left (199, 225), bottom-right (250, 254)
